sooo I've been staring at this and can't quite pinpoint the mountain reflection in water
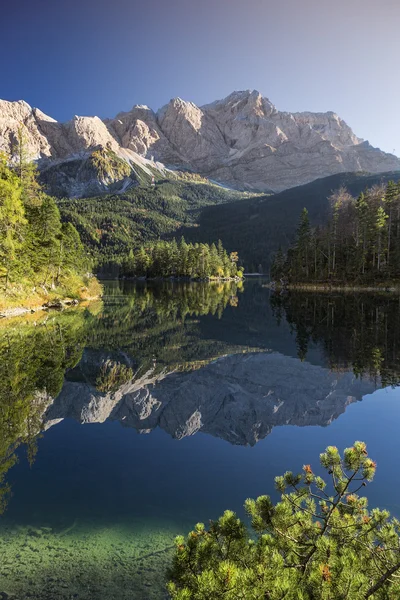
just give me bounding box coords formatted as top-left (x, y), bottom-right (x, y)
top-left (47, 351), bottom-right (375, 445)
top-left (1, 280), bottom-right (400, 600)
top-left (2, 280), bottom-right (400, 514)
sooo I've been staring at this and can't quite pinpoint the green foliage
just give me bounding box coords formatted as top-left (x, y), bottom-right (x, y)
top-left (56, 166), bottom-right (400, 274)
top-left (272, 181), bottom-right (400, 283)
top-left (91, 147), bottom-right (131, 181)
top-left (0, 312), bottom-right (89, 513)
top-left (0, 154), bottom-right (27, 285)
top-left (95, 360), bottom-right (134, 392)
top-left (182, 171), bottom-right (400, 272)
top-left (0, 143), bottom-right (95, 305)
top-left (120, 238), bottom-right (241, 279)
top-left (168, 443), bottom-right (400, 599)
top-left (57, 180), bottom-right (247, 270)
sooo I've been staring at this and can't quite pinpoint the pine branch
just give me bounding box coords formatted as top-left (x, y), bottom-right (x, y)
top-left (365, 559), bottom-right (400, 598)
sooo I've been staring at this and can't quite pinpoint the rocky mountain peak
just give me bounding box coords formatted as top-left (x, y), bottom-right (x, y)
top-left (0, 91), bottom-right (399, 196)
top-left (291, 110), bottom-right (362, 149)
top-left (203, 90), bottom-right (276, 118)
top-left (0, 98), bottom-right (32, 118)
top-left (157, 96), bottom-right (204, 125)
top-left (32, 107), bottom-right (57, 123)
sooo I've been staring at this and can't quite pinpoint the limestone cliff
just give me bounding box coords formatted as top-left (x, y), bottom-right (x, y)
top-left (1, 91), bottom-right (399, 196)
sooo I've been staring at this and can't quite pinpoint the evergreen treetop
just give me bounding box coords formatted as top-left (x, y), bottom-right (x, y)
top-left (168, 442), bottom-right (400, 599)
top-left (121, 238), bottom-right (243, 280)
top-left (271, 181), bottom-right (400, 284)
top-left (0, 138), bottom-right (99, 306)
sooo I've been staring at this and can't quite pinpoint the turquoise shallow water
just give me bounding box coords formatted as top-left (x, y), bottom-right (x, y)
top-left (1, 281), bottom-right (400, 599)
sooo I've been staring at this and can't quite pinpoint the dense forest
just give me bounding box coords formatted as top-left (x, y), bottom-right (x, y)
top-left (120, 238), bottom-right (243, 279)
top-left (271, 180), bottom-right (400, 283)
top-left (0, 141), bottom-right (100, 308)
top-left (56, 166), bottom-right (400, 274)
top-left (58, 179), bottom-right (247, 270)
top-left (181, 171), bottom-right (400, 271)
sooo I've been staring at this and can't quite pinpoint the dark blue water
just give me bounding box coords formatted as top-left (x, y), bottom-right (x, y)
top-left (1, 280), bottom-right (400, 599)
top-left (9, 387), bottom-right (400, 524)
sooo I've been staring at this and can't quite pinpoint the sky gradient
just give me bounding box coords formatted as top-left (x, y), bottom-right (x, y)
top-left (2, 0), bottom-right (399, 154)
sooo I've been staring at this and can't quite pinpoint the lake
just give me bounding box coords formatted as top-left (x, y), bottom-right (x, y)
top-left (1, 279), bottom-right (400, 600)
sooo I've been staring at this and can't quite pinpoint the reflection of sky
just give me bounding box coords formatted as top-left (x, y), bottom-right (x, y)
top-left (8, 386), bottom-right (400, 530)
top-left (3, 280), bottom-right (400, 599)
top-left (1, 0), bottom-right (399, 154)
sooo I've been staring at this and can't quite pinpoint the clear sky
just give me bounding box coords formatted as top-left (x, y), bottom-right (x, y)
top-left (2, 0), bottom-right (399, 154)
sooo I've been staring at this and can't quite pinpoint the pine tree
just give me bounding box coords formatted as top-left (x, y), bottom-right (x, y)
top-left (374, 205), bottom-right (388, 273)
top-left (384, 181), bottom-right (397, 267)
top-left (355, 192), bottom-right (369, 276)
top-left (0, 150), bottom-right (94, 300)
top-left (270, 247), bottom-right (285, 281)
top-left (58, 222), bottom-right (87, 280)
top-left (0, 154), bottom-right (26, 288)
top-left (294, 208), bottom-right (311, 280)
top-left (168, 442), bottom-right (400, 600)
top-left (279, 181), bottom-right (400, 285)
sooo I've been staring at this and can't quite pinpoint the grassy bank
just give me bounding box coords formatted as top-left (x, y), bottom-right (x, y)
top-left (0, 276), bottom-right (102, 318)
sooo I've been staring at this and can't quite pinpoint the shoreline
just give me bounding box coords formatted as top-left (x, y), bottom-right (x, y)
top-left (267, 282), bottom-right (400, 293)
top-left (0, 296), bottom-right (100, 320)
top-left (119, 275), bottom-right (243, 282)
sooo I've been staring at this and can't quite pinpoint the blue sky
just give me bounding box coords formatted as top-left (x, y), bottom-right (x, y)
top-left (2, 0), bottom-right (399, 154)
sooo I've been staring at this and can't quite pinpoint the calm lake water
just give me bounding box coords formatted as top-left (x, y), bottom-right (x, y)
top-left (1, 279), bottom-right (400, 599)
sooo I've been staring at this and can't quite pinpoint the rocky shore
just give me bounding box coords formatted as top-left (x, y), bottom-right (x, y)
top-left (0, 298), bottom-right (80, 320)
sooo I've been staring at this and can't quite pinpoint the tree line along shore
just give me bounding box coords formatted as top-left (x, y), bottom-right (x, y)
top-left (0, 135), bottom-right (241, 314)
top-left (271, 181), bottom-right (400, 288)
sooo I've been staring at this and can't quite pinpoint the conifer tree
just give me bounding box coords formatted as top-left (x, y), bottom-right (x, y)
top-left (0, 148), bottom-right (93, 300)
top-left (0, 154), bottom-right (26, 288)
top-left (168, 442), bottom-right (400, 600)
top-left (16, 126), bottom-right (42, 208)
top-left (271, 182), bottom-right (400, 284)
top-left (294, 208), bottom-right (311, 280)
top-left (355, 192), bottom-right (369, 276)
top-left (384, 181), bottom-right (397, 266)
top-left (58, 222), bottom-right (87, 280)
top-left (270, 247), bottom-right (285, 281)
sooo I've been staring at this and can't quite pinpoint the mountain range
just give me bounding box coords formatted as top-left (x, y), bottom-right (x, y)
top-left (1, 90), bottom-right (399, 197)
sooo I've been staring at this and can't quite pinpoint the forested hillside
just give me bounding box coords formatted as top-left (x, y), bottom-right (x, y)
top-left (56, 170), bottom-right (400, 274)
top-left (58, 179), bottom-right (249, 271)
top-left (181, 171), bottom-right (400, 271)
top-left (0, 149), bottom-right (100, 310)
